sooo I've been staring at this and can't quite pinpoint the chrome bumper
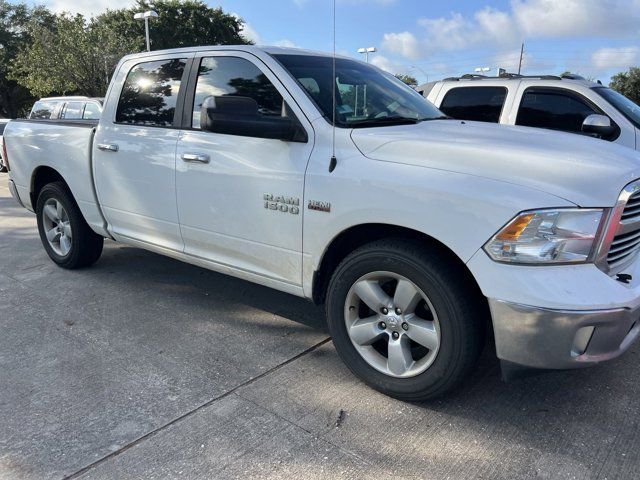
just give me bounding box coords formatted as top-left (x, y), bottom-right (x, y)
top-left (8, 179), bottom-right (25, 208)
top-left (489, 299), bottom-right (640, 369)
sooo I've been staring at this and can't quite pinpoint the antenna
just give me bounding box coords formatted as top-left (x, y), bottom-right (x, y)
top-left (329, 0), bottom-right (337, 173)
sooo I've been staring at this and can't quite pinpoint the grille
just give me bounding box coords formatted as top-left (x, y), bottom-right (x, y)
top-left (607, 188), bottom-right (640, 272)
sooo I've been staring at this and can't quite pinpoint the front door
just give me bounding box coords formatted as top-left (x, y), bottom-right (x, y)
top-left (175, 52), bottom-right (314, 286)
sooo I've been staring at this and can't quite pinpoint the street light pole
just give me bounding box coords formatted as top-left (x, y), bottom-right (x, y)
top-left (134, 10), bottom-right (158, 52)
top-left (357, 47), bottom-right (376, 117)
top-left (357, 46), bottom-right (376, 63)
top-left (144, 17), bottom-right (150, 51)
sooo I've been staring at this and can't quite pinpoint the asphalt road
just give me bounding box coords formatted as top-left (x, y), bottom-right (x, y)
top-left (1, 174), bottom-right (640, 480)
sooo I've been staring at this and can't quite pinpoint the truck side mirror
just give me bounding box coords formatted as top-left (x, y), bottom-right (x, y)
top-left (200, 95), bottom-right (307, 143)
top-left (582, 114), bottom-right (617, 140)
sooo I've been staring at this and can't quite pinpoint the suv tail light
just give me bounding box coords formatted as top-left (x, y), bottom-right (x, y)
top-left (2, 137), bottom-right (9, 171)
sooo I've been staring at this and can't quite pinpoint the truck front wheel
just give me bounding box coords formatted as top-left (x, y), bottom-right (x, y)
top-left (36, 182), bottom-right (103, 269)
top-left (326, 239), bottom-right (485, 401)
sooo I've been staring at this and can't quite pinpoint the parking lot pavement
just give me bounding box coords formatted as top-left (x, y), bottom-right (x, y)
top-left (1, 174), bottom-right (640, 480)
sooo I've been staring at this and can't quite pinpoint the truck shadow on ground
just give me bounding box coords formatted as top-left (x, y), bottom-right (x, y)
top-left (93, 240), bottom-right (327, 332)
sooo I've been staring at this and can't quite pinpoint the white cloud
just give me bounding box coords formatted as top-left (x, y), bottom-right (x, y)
top-left (490, 49), bottom-right (556, 73)
top-left (410, 7), bottom-right (518, 55)
top-left (370, 55), bottom-right (410, 75)
top-left (513, 0), bottom-right (640, 38)
top-left (338, 0), bottom-right (397, 4)
top-left (295, 0), bottom-right (396, 6)
top-left (382, 0), bottom-right (640, 60)
top-left (381, 32), bottom-right (420, 60)
top-left (240, 22), bottom-right (262, 44)
top-left (273, 39), bottom-right (299, 48)
top-left (45, 0), bottom-right (131, 17)
top-left (591, 46), bottom-right (640, 70)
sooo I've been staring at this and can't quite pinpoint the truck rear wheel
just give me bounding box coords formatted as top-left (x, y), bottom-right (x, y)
top-left (326, 239), bottom-right (485, 401)
top-left (36, 182), bottom-right (103, 269)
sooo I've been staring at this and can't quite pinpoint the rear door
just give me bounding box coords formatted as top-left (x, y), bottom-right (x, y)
top-left (93, 54), bottom-right (193, 251)
top-left (174, 51), bottom-right (314, 287)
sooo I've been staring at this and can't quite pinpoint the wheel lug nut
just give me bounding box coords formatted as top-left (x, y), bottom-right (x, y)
top-left (381, 307), bottom-right (389, 315)
top-left (395, 308), bottom-right (402, 315)
top-left (392, 331), bottom-right (400, 340)
top-left (379, 321), bottom-right (387, 329)
top-left (402, 322), bottom-right (409, 331)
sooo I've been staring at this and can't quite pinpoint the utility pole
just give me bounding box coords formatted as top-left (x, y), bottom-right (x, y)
top-left (518, 42), bottom-right (525, 75)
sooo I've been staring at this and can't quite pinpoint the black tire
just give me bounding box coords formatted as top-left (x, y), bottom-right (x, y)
top-left (326, 238), bottom-right (486, 401)
top-left (36, 181), bottom-right (103, 269)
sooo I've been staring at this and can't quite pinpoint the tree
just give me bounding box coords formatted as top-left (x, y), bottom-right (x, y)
top-left (10, 13), bottom-right (137, 97)
top-left (610, 67), bottom-right (640, 105)
top-left (0, 1), bottom-right (54, 117)
top-left (394, 74), bottom-right (418, 88)
top-left (96, 0), bottom-right (251, 52)
top-left (9, 0), bottom-right (251, 99)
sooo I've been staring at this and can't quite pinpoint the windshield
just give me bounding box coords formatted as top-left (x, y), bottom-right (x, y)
top-left (593, 87), bottom-right (640, 129)
top-left (272, 54), bottom-right (445, 128)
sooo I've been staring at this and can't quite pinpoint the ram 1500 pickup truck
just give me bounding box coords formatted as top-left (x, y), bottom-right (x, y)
top-left (6, 46), bottom-right (640, 400)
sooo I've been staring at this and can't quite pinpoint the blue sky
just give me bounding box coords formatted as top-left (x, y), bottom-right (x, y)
top-left (31, 0), bottom-right (640, 85)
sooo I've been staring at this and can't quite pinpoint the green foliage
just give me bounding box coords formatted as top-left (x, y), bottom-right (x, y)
top-left (97, 0), bottom-right (252, 52)
top-left (394, 74), bottom-right (418, 88)
top-left (610, 68), bottom-right (640, 105)
top-left (6, 0), bottom-right (251, 109)
top-left (10, 14), bottom-right (137, 97)
top-left (0, 1), bottom-right (54, 117)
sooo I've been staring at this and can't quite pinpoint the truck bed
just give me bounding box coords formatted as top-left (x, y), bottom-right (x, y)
top-left (4, 119), bottom-right (108, 236)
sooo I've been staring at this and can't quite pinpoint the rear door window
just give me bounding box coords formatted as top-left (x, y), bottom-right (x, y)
top-left (83, 102), bottom-right (101, 120)
top-left (517, 88), bottom-right (600, 134)
top-left (439, 86), bottom-right (507, 123)
top-left (61, 101), bottom-right (84, 120)
top-left (116, 58), bottom-right (187, 127)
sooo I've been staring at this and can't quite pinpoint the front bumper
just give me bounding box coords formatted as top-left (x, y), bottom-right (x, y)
top-left (467, 248), bottom-right (640, 370)
top-left (489, 299), bottom-right (640, 369)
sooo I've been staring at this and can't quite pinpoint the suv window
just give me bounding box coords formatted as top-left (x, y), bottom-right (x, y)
top-left (30, 100), bottom-right (60, 119)
top-left (192, 56), bottom-right (284, 129)
top-left (116, 58), bottom-right (187, 127)
top-left (83, 102), bottom-right (101, 120)
top-left (61, 101), bottom-right (84, 120)
top-left (439, 87), bottom-right (507, 123)
top-left (517, 88), bottom-right (599, 134)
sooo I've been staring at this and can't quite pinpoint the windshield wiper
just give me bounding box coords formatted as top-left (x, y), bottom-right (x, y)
top-left (347, 116), bottom-right (424, 127)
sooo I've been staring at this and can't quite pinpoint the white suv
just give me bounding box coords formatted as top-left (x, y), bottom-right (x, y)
top-left (423, 74), bottom-right (640, 150)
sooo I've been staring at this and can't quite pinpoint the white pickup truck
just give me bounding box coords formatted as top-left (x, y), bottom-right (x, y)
top-left (6, 46), bottom-right (640, 400)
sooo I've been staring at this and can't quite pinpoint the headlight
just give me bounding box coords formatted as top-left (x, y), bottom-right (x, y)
top-left (484, 209), bottom-right (605, 264)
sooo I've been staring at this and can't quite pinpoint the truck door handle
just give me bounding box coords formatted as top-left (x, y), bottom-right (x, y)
top-left (97, 143), bottom-right (119, 152)
top-left (181, 153), bottom-right (210, 164)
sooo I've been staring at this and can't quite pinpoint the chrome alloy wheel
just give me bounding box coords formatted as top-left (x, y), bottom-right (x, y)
top-left (344, 271), bottom-right (441, 378)
top-left (41, 198), bottom-right (72, 257)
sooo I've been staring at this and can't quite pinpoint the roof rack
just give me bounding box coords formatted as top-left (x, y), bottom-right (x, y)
top-left (498, 73), bottom-right (562, 80)
top-left (443, 73), bottom-right (567, 81)
top-left (443, 74), bottom-right (489, 81)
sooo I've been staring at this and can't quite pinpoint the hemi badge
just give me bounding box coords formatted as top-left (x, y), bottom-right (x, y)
top-left (308, 200), bottom-right (331, 213)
